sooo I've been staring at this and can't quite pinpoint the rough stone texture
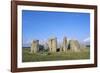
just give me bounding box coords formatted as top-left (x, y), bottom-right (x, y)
top-left (31, 40), bottom-right (39, 53)
top-left (69, 40), bottom-right (80, 52)
top-left (48, 37), bottom-right (57, 52)
top-left (62, 37), bottom-right (67, 52)
top-left (30, 37), bottom-right (82, 53)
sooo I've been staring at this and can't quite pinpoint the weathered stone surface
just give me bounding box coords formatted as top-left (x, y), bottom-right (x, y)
top-left (30, 37), bottom-right (82, 53)
top-left (48, 37), bottom-right (57, 52)
top-left (62, 37), bottom-right (67, 52)
top-left (31, 40), bottom-right (39, 53)
top-left (68, 40), bottom-right (80, 52)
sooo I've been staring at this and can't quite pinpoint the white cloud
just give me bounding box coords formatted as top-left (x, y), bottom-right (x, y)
top-left (83, 37), bottom-right (90, 42)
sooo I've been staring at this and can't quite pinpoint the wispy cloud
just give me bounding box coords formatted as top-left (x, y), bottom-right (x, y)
top-left (83, 37), bottom-right (90, 42)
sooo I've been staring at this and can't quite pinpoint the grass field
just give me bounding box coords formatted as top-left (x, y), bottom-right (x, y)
top-left (22, 47), bottom-right (90, 62)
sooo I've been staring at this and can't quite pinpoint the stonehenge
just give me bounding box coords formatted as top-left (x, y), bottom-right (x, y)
top-left (68, 40), bottom-right (81, 52)
top-left (30, 36), bottom-right (82, 53)
top-left (62, 37), bottom-right (68, 52)
top-left (30, 40), bottom-right (39, 53)
top-left (48, 37), bottom-right (57, 52)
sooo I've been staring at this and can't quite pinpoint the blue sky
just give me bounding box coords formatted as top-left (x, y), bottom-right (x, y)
top-left (22, 10), bottom-right (90, 46)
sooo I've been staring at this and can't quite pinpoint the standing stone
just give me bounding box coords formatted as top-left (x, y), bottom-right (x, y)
top-left (48, 39), bottom-right (52, 52)
top-left (48, 37), bottom-right (57, 52)
top-left (31, 40), bottom-right (39, 53)
top-left (69, 40), bottom-right (80, 52)
top-left (62, 37), bottom-right (67, 52)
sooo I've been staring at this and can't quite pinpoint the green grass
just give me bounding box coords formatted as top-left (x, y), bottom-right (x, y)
top-left (22, 48), bottom-right (90, 62)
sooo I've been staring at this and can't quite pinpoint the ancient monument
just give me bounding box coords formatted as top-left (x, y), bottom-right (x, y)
top-left (30, 36), bottom-right (82, 53)
top-left (62, 37), bottom-right (67, 52)
top-left (31, 40), bottom-right (39, 53)
top-left (48, 37), bottom-right (57, 52)
top-left (68, 40), bottom-right (80, 52)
